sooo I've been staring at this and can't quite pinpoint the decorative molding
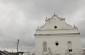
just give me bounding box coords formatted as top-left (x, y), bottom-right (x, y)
top-left (36, 28), bottom-right (78, 31)
top-left (34, 33), bottom-right (80, 36)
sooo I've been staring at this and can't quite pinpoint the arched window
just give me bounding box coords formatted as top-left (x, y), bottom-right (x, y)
top-left (67, 41), bottom-right (72, 52)
top-left (67, 41), bottom-right (72, 48)
top-left (43, 41), bottom-right (47, 52)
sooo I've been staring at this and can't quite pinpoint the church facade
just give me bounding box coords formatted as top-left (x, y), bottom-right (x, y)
top-left (34, 14), bottom-right (82, 55)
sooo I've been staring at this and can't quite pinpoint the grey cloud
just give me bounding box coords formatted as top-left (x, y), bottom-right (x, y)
top-left (75, 20), bottom-right (85, 48)
top-left (0, 0), bottom-right (84, 51)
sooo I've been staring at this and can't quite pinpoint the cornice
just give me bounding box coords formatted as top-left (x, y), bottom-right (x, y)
top-left (34, 33), bottom-right (80, 36)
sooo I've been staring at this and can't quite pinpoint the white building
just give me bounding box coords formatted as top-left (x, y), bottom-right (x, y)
top-left (34, 14), bottom-right (82, 55)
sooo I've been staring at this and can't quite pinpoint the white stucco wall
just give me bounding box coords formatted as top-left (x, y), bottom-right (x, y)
top-left (35, 35), bottom-right (81, 55)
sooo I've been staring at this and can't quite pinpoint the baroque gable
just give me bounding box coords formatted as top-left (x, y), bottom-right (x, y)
top-left (37, 15), bottom-right (77, 31)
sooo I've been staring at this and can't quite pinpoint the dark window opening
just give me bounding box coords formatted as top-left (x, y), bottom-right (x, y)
top-left (55, 41), bottom-right (59, 46)
top-left (68, 49), bottom-right (72, 52)
top-left (54, 26), bottom-right (57, 29)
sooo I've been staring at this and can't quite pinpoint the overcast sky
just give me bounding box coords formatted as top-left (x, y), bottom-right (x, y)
top-left (0, 0), bottom-right (85, 52)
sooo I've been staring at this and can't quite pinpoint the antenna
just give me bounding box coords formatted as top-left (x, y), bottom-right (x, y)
top-left (16, 39), bottom-right (19, 53)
